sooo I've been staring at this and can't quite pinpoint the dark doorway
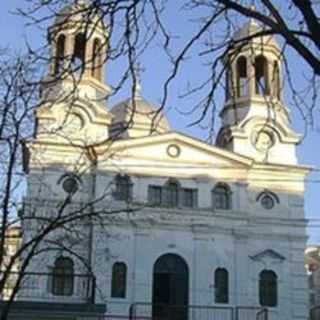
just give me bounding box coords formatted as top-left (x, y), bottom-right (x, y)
top-left (152, 254), bottom-right (189, 320)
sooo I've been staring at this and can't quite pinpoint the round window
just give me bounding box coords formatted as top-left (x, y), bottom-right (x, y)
top-left (167, 144), bottom-right (181, 158)
top-left (261, 194), bottom-right (275, 210)
top-left (251, 130), bottom-right (274, 152)
top-left (62, 176), bottom-right (79, 194)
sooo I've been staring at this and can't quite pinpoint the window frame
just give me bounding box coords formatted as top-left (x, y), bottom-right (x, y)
top-left (236, 56), bottom-right (248, 97)
top-left (148, 185), bottom-right (162, 206)
top-left (255, 55), bottom-right (269, 95)
top-left (212, 183), bottom-right (232, 210)
top-left (181, 188), bottom-right (198, 208)
top-left (113, 175), bottom-right (133, 202)
top-left (51, 257), bottom-right (74, 296)
top-left (54, 34), bottom-right (66, 75)
top-left (111, 262), bottom-right (127, 299)
top-left (148, 180), bottom-right (198, 209)
top-left (259, 270), bottom-right (278, 307)
top-left (72, 33), bottom-right (86, 72)
top-left (214, 268), bottom-right (229, 304)
top-left (163, 180), bottom-right (179, 207)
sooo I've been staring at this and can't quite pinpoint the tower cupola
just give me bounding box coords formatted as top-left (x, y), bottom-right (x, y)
top-left (41, 0), bottom-right (111, 101)
top-left (34, 0), bottom-right (113, 145)
top-left (225, 20), bottom-right (281, 107)
top-left (216, 20), bottom-right (300, 165)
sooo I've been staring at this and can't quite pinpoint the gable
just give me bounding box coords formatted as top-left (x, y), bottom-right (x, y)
top-left (98, 132), bottom-right (253, 179)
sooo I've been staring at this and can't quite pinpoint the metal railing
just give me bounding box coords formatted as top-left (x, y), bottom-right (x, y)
top-left (1, 271), bottom-right (96, 304)
top-left (235, 306), bottom-right (268, 320)
top-left (129, 303), bottom-right (268, 320)
top-left (256, 308), bottom-right (268, 320)
top-left (310, 305), bottom-right (320, 320)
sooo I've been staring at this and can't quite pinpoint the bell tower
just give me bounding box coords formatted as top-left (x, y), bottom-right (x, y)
top-left (35, 0), bottom-right (112, 145)
top-left (216, 20), bottom-right (300, 165)
top-left (41, 0), bottom-right (111, 101)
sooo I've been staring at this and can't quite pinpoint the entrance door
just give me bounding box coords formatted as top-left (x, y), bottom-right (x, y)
top-left (152, 254), bottom-right (189, 320)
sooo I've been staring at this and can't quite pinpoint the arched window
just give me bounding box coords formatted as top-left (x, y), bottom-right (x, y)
top-left (212, 183), bottom-right (232, 210)
top-left (255, 55), bottom-right (269, 95)
top-left (113, 175), bottom-right (132, 202)
top-left (259, 270), bottom-right (278, 307)
top-left (92, 38), bottom-right (102, 80)
top-left (52, 257), bottom-right (74, 296)
top-left (54, 34), bottom-right (66, 74)
top-left (164, 179), bottom-right (179, 207)
top-left (273, 62), bottom-right (281, 99)
top-left (72, 33), bottom-right (86, 72)
top-left (111, 262), bottom-right (127, 298)
top-left (215, 268), bottom-right (229, 303)
top-left (236, 56), bottom-right (247, 97)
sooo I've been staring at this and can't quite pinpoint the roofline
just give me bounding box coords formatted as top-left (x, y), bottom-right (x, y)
top-left (26, 131), bottom-right (312, 174)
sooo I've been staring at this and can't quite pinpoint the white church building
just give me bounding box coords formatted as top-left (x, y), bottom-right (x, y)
top-left (9, 1), bottom-right (310, 320)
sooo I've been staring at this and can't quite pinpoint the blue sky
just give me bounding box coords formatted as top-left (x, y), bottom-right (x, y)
top-left (1, 1), bottom-right (319, 242)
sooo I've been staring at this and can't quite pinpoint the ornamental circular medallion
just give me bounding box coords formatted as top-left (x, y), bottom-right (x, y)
top-left (63, 113), bottom-right (84, 135)
top-left (261, 194), bottom-right (275, 210)
top-left (167, 144), bottom-right (181, 158)
top-left (62, 176), bottom-right (79, 194)
top-left (252, 130), bottom-right (274, 152)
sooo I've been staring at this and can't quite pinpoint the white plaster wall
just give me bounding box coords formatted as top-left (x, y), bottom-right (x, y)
top-left (23, 145), bottom-right (309, 320)
top-left (91, 217), bottom-right (308, 320)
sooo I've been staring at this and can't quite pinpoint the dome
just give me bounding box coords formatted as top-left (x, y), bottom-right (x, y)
top-left (53, 0), bottom-right (102, 29)
top-left (54, 1), bottom-right (88, 25)
top-left (110, 96), bottom-right (170, 139)
top-left (233, 20), bottom-right (260, 41)
top-left (233, 20), bottom-right (279, 49)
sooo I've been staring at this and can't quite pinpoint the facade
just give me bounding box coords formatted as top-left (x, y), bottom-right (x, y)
top-left (7, 2), bottom-right (311, 320)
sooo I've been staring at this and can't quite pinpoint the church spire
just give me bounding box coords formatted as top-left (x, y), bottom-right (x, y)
top-left (249, 4), bottom-right (256, 24)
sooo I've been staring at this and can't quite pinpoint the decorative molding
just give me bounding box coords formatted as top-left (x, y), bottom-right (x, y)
top-left (167, 144), bottom-right (181, 158)
top-left (250, 249), bottom-right (285, 262)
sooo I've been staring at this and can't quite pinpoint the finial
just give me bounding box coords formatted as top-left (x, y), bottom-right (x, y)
top-left (133, 62), bottom-right (145, 99)
top-left (249, 3), bottom-right (256, 24)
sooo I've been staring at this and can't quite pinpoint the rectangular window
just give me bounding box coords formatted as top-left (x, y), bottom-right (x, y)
top-left (215, 268), bottom-right (229, 304)
top-left (148, 186), bottom-right (162, 206)
top-left (111, 262), bottom-right (127, 299)
top-left (113, 176), bottom-right (132, 202)
top-left (163, 184), bottom-right (178, 207)
top-left (181, 188), bottom-right (197, 208)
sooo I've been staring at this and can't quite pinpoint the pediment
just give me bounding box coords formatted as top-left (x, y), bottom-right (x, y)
top-left (99, 132), bottom-right (253, 179)
top-left (250, 249), bottom-right (285, 262)
top-left (105, 132), bottom-right (252, 165)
